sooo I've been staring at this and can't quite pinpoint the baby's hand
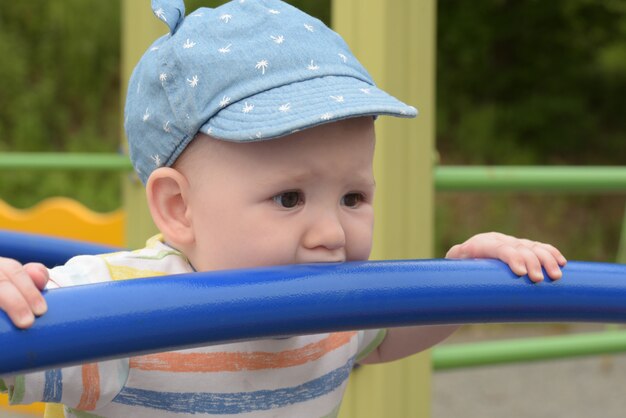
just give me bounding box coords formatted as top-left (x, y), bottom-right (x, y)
top-left (446, 232), bottom-right (567, 282)
top-left (0, 257), bottom-right (49, 328)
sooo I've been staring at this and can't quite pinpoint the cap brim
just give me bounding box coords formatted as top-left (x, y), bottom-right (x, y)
top-left (200, 75), bottom-right (418, 142)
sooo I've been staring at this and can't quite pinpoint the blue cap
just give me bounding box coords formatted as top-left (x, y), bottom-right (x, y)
top-left (125, 0), bottom-right (418, 183)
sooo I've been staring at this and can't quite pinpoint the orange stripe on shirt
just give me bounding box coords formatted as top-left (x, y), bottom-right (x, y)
top-left (76, 363), bottom-right (100, 410)
top-left (130, 331), bottom-right (357, 373)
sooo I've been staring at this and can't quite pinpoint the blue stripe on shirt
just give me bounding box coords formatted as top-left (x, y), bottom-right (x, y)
top-left (43, 369), bottom-right (63, 402)
top-left (113, 356), bottom-right (355, 414)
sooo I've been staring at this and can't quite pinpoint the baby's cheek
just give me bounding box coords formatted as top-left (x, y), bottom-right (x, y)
top-left (347, 224), bottom-right (374, 261)
top-left (237, 239), bottom-right (297, 269)
top-left (350, 248), bottom-right (372, 262)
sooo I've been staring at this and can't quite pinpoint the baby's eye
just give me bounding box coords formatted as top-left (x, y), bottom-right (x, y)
top-left (341, 193), bottom-right (365, 208)
top-left (272, 191), bottom-right (304, 208)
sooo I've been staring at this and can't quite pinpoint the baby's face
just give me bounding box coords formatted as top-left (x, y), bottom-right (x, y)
top-left (180, 117), bottom-right (376, 272)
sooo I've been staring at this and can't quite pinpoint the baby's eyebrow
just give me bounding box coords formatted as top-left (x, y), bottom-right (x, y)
top-left (350, 172), bottom-right (376, 188)
top-left (252, 169), bottom-right (313, 187)
top-left (261, 169), bottom-right (314, 184)
top-left (287, 170), bottom-right (315, 183)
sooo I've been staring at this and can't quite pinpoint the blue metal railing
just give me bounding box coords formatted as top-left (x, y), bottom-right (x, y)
top-left (1, 231), bottom-right (626, 376)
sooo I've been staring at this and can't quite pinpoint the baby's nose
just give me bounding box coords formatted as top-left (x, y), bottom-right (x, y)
top-left (303, 213), bottom-right (346, 251)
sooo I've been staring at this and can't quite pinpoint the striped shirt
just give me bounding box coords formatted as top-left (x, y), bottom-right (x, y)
top-left (1, 235), bottom-right (386, 418)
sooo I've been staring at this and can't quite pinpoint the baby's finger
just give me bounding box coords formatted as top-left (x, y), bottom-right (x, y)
top-left (0, 259), bottom-right (47, 318)
top-left (494, 245), bottom-right (528, 277)
top-left (0, 280), bottom-right (35, 329)
top-left (452, 233), bottom-right (509, 259)
top-left (516, 246), bottom-right (545, 283)
top-left (537, 242), bottom-right (567, 266)
top-left (531, 245), bottom-right (564, 280)
top-left (24, 263), bottom-right (50, 291)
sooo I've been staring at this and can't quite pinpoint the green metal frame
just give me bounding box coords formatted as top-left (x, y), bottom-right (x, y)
top-left (433, 329), bottom-right (626, 371)
top-left (0, 153), bottom-right (131, 171)
top-left (436, 166), bottom-right (626, 192)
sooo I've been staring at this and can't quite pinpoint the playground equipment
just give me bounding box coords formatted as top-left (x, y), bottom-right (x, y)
top-left (0, 232), bottom-right (625, 376)
top-left (0, 197), bottom-right (125, 248)
top-left (0, 229), bottom-right (120, 268)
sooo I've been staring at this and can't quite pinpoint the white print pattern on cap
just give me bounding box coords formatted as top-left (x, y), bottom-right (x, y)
top-left (151, 154), bottom-right (162, 167)
top-left (187, 75), bottom-right (199, 87)
top-left (271, 35), bottom-right (285, 44)
top-left (255, 60), bottom-right (269, 75)
top-left (219, 96), bottom-right (231, 108)
top-left (154, 8), bottom-right (166, 22)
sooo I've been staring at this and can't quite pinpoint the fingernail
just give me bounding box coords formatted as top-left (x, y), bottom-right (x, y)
top-left (534, 270), bottom-right (544, 281)
top-left (516, 264), bottom-right (528, 276)
top-left (33, 300), bottom-right (47, 316)
top-left (552, 271), bottom-right (563, 280)
top-left (17, 312), bottom-right (34, 328)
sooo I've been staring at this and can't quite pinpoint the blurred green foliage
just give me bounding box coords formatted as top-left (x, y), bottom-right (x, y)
top-left (437, 0), bottom-right (626, 165)
top-left (0, 0), bottom-right (122, 211)
top-left (435, 1), bottom-right (626, 262)
top-left (185, 0), bottom-right (330, 23)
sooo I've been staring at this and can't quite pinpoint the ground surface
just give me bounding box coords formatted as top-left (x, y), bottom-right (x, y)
top-left (433, 324), bottom-right (626, 418)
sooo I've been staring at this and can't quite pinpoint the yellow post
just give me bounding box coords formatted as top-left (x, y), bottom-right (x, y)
top-left (332, 1), bottom-right (436, 417)
top-left (121, 0), bottom-right (163, 247)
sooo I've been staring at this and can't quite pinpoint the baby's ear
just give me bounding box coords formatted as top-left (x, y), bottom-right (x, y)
top-left (145, 167), bottom-right (194, 247)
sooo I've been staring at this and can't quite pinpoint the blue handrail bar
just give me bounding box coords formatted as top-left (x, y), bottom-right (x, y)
top-left (0, 236), bottom-right (624, 375)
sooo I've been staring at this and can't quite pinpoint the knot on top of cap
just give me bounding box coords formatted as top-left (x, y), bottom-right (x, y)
top-left (151, 0), bottom-right (186, 35)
